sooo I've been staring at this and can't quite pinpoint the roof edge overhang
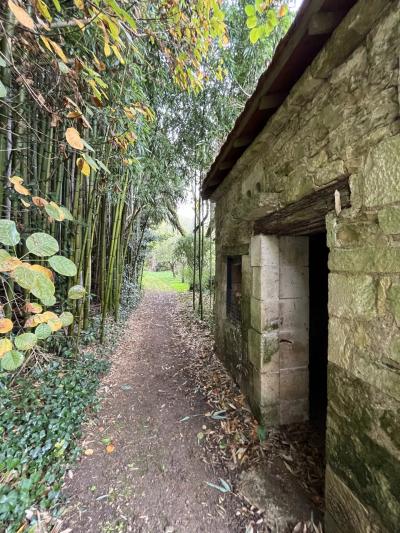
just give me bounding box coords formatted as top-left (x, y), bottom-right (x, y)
top-left (201, 0), bottom-right (357, 200)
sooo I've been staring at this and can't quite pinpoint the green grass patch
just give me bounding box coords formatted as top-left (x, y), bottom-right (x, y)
top-left (142, 270), bottom-right (189, 293)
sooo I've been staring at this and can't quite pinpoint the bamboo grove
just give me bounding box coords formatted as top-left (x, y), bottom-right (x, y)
top-left (0, 0), bottom-right (291, 371)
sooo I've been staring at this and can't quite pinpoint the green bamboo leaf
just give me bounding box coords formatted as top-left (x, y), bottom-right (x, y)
top-left (35, 323), bottom-right (52, 339)
top-left (0, 80), bottom-right (6, 98)
top-left (0, 220), bottom-right (20, 246)
top-left (52, 0), bottom-right (61, 12)
top-left (26, 232), bottom-right (59, 257)
top-left (48, 255), bottom-right (77, 277)
top-left (60, 311), bottom-right (74, 327)
top-left (14, 332), bottom-right (37, 351)
top-left (1, 350), bottom-right (24, 371)
top-left (68, 285), bottom-right (86, 300)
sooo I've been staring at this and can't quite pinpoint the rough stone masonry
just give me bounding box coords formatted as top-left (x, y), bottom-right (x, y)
top-left (204, 1), bottom-right (400, 531)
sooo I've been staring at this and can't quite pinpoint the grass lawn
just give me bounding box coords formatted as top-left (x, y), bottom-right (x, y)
top-left (142, 270), bottom-right (190, 293)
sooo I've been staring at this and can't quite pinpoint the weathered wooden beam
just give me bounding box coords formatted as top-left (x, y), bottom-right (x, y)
top-left (258, 92), bottom-right (288, 111)
top-left (308, 11), bottom-right (346, 36)
top-left (254, 177), bottom-right (350, 236)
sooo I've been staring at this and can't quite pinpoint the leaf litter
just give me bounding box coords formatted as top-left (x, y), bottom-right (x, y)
top-left (175, 295), bottom-right (325, 532)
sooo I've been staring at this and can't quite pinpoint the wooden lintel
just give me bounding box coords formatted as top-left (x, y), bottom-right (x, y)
top-left (254, 177), bottom-right (351, 236)
top-left (258, 92), bottom-right (288, 111)
top-left (233, 136), bottom-right (254, 149)
top-left (308, 12), bottom-right (346, 36)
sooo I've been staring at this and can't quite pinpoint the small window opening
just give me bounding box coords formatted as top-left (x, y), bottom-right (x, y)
top-left (227, 256), bottom-right (242, 322)
top-left (255, 182), bottom-right (261, 193)
top-left (246, 190), bottom-right (252, 198)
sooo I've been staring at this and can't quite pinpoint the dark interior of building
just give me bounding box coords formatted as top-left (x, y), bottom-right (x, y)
top-left (308, 233), bottom-right (329, 432)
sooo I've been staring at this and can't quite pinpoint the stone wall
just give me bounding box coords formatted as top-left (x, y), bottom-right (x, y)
top-left (212, 1), bottom-right (400, 531)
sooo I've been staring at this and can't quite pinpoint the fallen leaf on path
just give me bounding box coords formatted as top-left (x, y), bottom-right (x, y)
top-left (106, 444), bottom-right (115, 453)
top-left (84, 448), bottom-right (94, 456)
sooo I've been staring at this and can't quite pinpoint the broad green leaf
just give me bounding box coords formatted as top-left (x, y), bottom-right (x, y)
top-left (26, 232), bottom-right (59, 257)
top-left (0, 249), bottom-right (11, 261)
top-left (0, 220), bottom-right (20, 246)
top-left (15, 332), bottom-right (37, 351)
top-left (35, 323), bottom-right (52, 339)
top-left (45, 202), bottom-right (64, 221)
top-left (244, 4), bottom-right (255, 16)
top-left (59, 206), bottom-right (74, 221)
top-left (0, 80), bottom-right (6, 98)
top-left (48, 255), bottom-right (77, 277)
top-left (68, 284), bottom-right (86, 300)
top-left (1, 350), bottom-right (24, 371)
top-left (60, 311), bottom-right (74, 327)
top-left (41, 294), bottom-right (56, 307)
top-left (246, 16), bottom-right (257, 29)
top-left (13, 266), bottom-right (55, 304)
top-left (58, 61), bottom-right (70, 74)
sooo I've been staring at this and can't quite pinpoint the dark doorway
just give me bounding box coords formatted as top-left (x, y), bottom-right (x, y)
top-left (308, 233), bottom-right (329, 429)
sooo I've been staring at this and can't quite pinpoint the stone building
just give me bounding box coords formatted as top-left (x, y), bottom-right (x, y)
top-left (202, 0), bottom-right (400, 531)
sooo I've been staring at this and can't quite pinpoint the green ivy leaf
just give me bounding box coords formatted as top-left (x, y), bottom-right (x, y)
top-left (48, 256), bottom-right (77, 277)
top-left (68, 285), bottom-right (86, 300)
top-left (35, 323), bottom-right (52, 340)
top-left (60, 311), bottom-right (74, 327)
top-left (15, 333), bottom-right (37, 351)
top-left (0, 220), bottom-right (20, 246)
top-left (1, 350), bottom-right (24, 371)
top-left (26, 232), bottom-right (59, 257)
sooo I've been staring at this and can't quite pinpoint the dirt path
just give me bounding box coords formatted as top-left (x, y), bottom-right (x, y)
top-left (63, 293), bottom-right (245, 533)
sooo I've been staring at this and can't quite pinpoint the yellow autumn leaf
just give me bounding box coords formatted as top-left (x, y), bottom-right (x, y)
top-left (106, 444), bottom-right (115, 454)
top-left (0, 318), bottom-right (13, 334)
top-left (10, 176), bottom-right (23, 185)
top-left (74, 0), bottom-right (84, 8)
top-left (77, 157), bottom-right (90, 176)
top-left (40, 35), bottom-right (53, 52)
top-left (0, 256), bottom-right (23, 272)
top-left (49, 39), bottom-right (68, 63)
top-left (0, 338), bottom-right (12, 357)
top-left (13, 182), bottom-right (31, 196)
top-left (24, 302), bottom-right (43, 314)
top-left (36, 0), bottom-right (52, 22)
top-left (8, 0), bottom-right (35, 30)
top-left (30, 264), bottom-right (54, 281)
top-left (111, 45), bottom-right (125, 64)
top-left (65, 127), bottom-right (84, 150)
top-left (48, 318), bottom-right (63, 332)
top-left (84, 448), bottom-right (94, 456)
top-left (25, 315), bottom-right (43, 328)
top-left (32, 196), bottom-right (48, 207)
top-left (41, 311), bottom-right (58, 322)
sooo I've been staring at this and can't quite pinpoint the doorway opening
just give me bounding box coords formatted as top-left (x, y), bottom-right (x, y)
top-left (308, 233), bottom-right (329, 433)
